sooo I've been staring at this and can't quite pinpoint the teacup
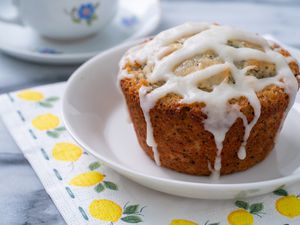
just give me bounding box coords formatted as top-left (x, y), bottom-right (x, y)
top-left (0, 0), bottom-right (119, 40)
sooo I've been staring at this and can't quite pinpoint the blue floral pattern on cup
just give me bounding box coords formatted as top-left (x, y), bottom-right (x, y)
top-left (78, 3), bottom-right (96, 20)
top-left (121, 16), bottom-right (138, 27)
top-left (37, 48), bottom-right (62, 54)
top-left (65, 2), bottom-right (99, 26)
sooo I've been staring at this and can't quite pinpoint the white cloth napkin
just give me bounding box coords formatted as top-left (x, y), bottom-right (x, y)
top-left (1, 82), bottom-right (300, 225)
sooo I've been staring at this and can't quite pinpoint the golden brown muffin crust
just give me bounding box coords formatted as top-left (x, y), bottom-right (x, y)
top-left (120, 34), bottom-right (299, 175)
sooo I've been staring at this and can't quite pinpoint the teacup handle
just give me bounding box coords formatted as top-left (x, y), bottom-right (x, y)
top-left (0, 0), bottom-right (22, 25)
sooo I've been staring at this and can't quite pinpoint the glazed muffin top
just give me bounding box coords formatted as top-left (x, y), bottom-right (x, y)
top-left (118, 22), bottom-right (299, 177)
top-left (120, 23), bottom-right (299, 91)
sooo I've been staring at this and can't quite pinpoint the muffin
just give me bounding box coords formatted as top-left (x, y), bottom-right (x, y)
top-left (118, 22), bottom-right (299, 177)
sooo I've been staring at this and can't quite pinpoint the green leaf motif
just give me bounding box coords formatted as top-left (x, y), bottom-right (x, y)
top-left (123, 205), bottom-right (139, 214)
top-left (235, 200), bottom-right (249, 210)
top-left (86, 20), bottom-right (92, 26)
top-left (104, 181), bottom-right (118, 190)
top-left (208, 223), bottom-right (220, 225)
top-left (121, 215), bottom-right (143, 223)
top-left (72, 18), bottom-right (81, 23)
top-left (78, 206), bottom-right (89, 221)
top-left (53, 168), bottom-right (62, 180)
top-left (273, 188), bottom-right (288, 196)
top-left (94, 183), bottom-right (105, 193)
top-left (89, 161), bottom-right (101, 170)
top-left (249, 203), bottom-right (263, 214)
top-left (92, 14), bottom-right (97, 20)
top-left (39, 102), bottom-right (52, 108)
top-left (139, 206), bottom-right (146, 213)
top-left (47, 130), bottom-right (59, 138)
top-left (55, 126), bottom-right (66, 131)
top-left (45, 96), bottom-right (59, 102)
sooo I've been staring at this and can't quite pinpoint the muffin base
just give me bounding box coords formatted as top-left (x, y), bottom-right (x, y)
top-left (120, 77), bottom-right (290, 175)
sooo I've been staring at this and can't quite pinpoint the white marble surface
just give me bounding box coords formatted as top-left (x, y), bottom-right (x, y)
top-left (1, 0), bottom-right (300, 224)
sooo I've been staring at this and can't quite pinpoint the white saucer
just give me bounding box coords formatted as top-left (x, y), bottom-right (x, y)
top-left (63, 40), bottom-right (300, 199)
top-left (0, 0), bottom-right (160, 64)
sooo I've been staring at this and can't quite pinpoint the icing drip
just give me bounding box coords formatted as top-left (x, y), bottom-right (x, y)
top-left (139, 86), bottom-right (161, 165)
top-left (119, 22), bottom-right (298, 177)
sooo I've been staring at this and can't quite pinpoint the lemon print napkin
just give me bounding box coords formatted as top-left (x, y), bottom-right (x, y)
top-left (1, 82), bottom-right (300, 225)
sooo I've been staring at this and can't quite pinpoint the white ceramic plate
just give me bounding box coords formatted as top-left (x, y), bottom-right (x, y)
top-left (0, 0), bottom-right (160, 64)
top-left (63, 40), bottom-right (300, 199)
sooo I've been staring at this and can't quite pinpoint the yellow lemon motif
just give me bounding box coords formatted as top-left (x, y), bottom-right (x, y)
top-left (228, 209), bottom-right (254, 225)
top-left (52, 142), bottom-right (83, 162)
top-left (89, 199), bottom-right (122, 222)
top-left (17, 90), bottom-right (44, 101)
top-left (69, 171), bottom-right (104, 187)
top-left (32, 114), bottom-right (60, 131)
top-left (276, 195), bottom-right (300, 218)
top-left (170, 219), bottom-right (198, 225)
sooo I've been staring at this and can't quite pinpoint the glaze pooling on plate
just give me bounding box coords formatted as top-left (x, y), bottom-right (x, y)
top-left (118, 22), bottom-right (298, 177)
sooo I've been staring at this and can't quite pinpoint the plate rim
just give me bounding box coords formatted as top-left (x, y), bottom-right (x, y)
top-left (62, 39), bottom-right (300, 194)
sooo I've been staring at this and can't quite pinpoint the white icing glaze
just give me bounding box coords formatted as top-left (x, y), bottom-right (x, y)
top-left (119, 22), bottom-right (298, 177)
top-left (139, 86), bottom-right (161, 165)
